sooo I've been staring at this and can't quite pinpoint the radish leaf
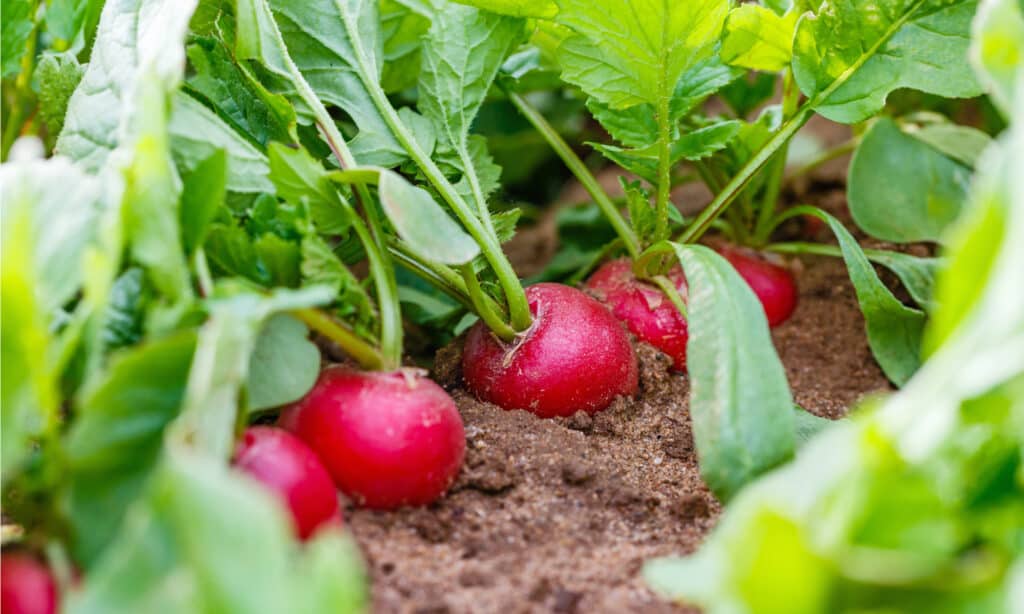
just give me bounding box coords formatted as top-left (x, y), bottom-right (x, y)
top-left (670, 243), bottom-right (796, 501)
top-left (245, 314), bottom-right (320, 413)
top-left (848, 117), bottom-right (972, 243)
top-left (793, 0), bottom-right (982, 124)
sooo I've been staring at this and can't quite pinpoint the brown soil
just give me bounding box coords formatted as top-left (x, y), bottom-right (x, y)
top-left (347, 211), bottom-right (892, 612)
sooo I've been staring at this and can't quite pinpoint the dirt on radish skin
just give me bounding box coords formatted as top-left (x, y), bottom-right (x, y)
top-left (344, 252), bottom-right (891, 613)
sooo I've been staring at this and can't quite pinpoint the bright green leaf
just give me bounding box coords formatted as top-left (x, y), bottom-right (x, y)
top-left (36, 52), bottom-right (84, 150)
top-left (180, 150), bottom-right (228, 255)
top-left (454, 0), bottom-right (558, 18)
top-left (267, 141), bottom-right (353, 235)
top-left (792, 0), bottom-right (983, 124)
top-left (245, 314), bottom-right (320, 412)
top-left (721, 4), bottom-right (798, 72)
top-left (670, 243), bottom-right (796, 501)
top-left (848, 117), bottom-right (972, 243)
top-left (170, 92), bottom-right (274, 194)
top-left (56, 0), bottom-right (200, 169)
top-left (380, 0), bottom-right (432, 92)
top-left (1, 0), bottom-right (33, 78)
top-left (970, 0), bottom-right (1024, 115)
top-left (378, 170), bottom-right (481, 265)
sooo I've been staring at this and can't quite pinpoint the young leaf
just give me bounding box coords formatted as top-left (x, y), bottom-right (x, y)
top-left (170, 92), bottom-right (274, 194)
top-left (669, 243), bottom-right (796, 501)
top-left (378, 170), bottom-right (481, 265)
top-left (245, 314), bottom-right (320, 413)
top-left (380, 0), bottom-right (432, 93)
top-left (56, 0), bottom-right (200, 170)
top-left (267, 142), bottom-right (353, 235)
top-left (792, 0), bottom-right (983, 124)
top-left (720, 4), bottom-right (798, 72)
top-left (1, 0), bottom-right (33, 78)
top-left (180, 149), bottom-right (228, 255)
top-left (592, 121), bottom-right (741, 184)
top-left (45, 0), bottom-right (105, 44)
top-left (848, 117), bottom-right (972, 243)
top-left (910, 122), bottom-right (993, 167)
top-left (63, 331), bottom-right (198, 567)
top-left (417, 4), bottom-right (523, 215)
top-left (554, 0), bottom-right (729, 109)
top-left (300, 233), bottom-right (377, 336)
top-left (36, 52), bottom-right (84, 150)
top-left (185, 36), bottom-right (297, 147)
top-left (810, 208), bottom-right (927, 386)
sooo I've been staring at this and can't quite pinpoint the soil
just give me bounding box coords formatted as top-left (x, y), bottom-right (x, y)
top-left (345, 119), bottom-right (894, 612)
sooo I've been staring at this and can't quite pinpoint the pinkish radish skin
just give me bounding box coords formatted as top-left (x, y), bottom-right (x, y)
top-left (462, 283), bottom-right (638, 418)
top-left (233, 426), bottom-right (341, 539)
top-left (718, 246), bottom-right (798, 327)
top-left (1, 552), bottom-right (57, 614)
top-left (280, 368), bottom-right (465, 510)
top-left (586, 259), bottom-right (689, 371)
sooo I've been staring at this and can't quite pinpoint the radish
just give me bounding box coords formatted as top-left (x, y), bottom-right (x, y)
top-left (233, 426), bottom-right (340, 539)
top-left (280, 367), bottom-right (465, 510)
top-left (586, 259), bottom-right (689, 371)
top-left (717, 246), bottom-right (798, 327)
top-left (462, 283), bottom-right (638, 417)
top-left (1, 552), bottom-right (57, 614)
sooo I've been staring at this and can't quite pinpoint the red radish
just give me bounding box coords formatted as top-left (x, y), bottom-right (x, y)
top-left (717, 246), bottom-right (798, 327)
top-left (280, 368), bottom-right (465, 510)
top-left (1, 552), bottom-right (57, 614)
top-left (462, 283), bottom-right (638, 418)
top-left (585, 259), bottom-right (689, 371)
top-left (233, 426), bottom-right (340, 539)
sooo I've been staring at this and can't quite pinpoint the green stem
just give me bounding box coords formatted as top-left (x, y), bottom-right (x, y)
top-left (786, 137), bottom-right (858, 182)
top-left (677, 103), bottom-right (814, 244)
top-left (654, 83), bottom-right (673, 242)
top-left (387, 239), bottom-right (479, 313)
top-left (294, 308), bottom-right (384, 371)
top-left (461, 265), bottom-right (518, 341)
top-left (505, 91), bottom-right (639, 258)
top-left (340, 18), bottom-right (530, 333)
top-left (753, 70), bottom-right (801, 244)
top-left (650, 274), bottom-right (688, 319)
top-left (194, 248), bottom-right (214, 297)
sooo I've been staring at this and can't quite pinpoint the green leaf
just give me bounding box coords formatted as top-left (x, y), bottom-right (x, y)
top-left (300, 233), bottom-right (377, 336)
top-left (0, 194), bottom-right (58, 485)
top-left (593, 120), bottom-right (742, 184)
top-left (170, 92), bottom-right (274, 194)
top-left (970, 0), bottom-right (1024, 116)
top-left (99, 268), bottom-right (150, 353)
top-left (36, 52), bottom-right (84, 150)
top-left (63, 331), bottom-right (197, 567)
top-left (65, 454), bottom-right (366, 613)
top-left (45, 0), bottom-right (105, 43)
top-left (848, 117), bottom-right (972, 243)
top-left (185, 36), bottom-right (297, 147)
top-left (792, 0), bottom-right (983, 124)
top-left (0, 154), bottom-right (103, 312)
top-left (56, 0), bottom-right (200, 170)
top-left (554, 0), bottom-right (729, 109)
top-left (669, 243), bottom-right (795, 501)
top-left (1, 0), bottom-right (33, 78)
top-left (910, 121), bottom-right (993, 167)
top-left (267, 142), bottom-right (352, 235)
top-left (378, 170), bottom-right (481, 265)
top-left (245, 314), bottom-right (320, 412)
top-left (380, 0), bottom-right (432, 92)
top-left (862, 249), bottom-right (941, 309)
top-left (250, 0), bottom-right (407, 166)
top-left (812, 209), bottom-right (927, 386)
top-left (454, 0), bottom-right (558, 18)
top-left (123, 77), bottom-right (192, 308)
top-left (180, 150), bottom-right (228, 255)
top-left (721, 4), bottom-right (798, 72)
top-left (418, 4), bottom-right (522, 214)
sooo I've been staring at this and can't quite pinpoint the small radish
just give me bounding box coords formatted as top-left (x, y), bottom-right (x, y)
top-left (233, 426), bottom-right (340, 539)
top-left (280, 367), bottom-right (465, 510)
top-left (1, 552), bottom-right (57, 614)
top-left (462, 283), bottom-right (638, 418)
top-left (586, 259), bottom-right (689, 371)
top-left (717, 246), bottom-right (798, 327)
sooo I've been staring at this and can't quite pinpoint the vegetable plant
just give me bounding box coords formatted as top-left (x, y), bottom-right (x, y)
top-left (1, 0), bottom-right (1021, 611)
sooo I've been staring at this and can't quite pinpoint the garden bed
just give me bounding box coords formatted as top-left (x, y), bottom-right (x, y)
top-left (347, 205), bottom-right (891, 612)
